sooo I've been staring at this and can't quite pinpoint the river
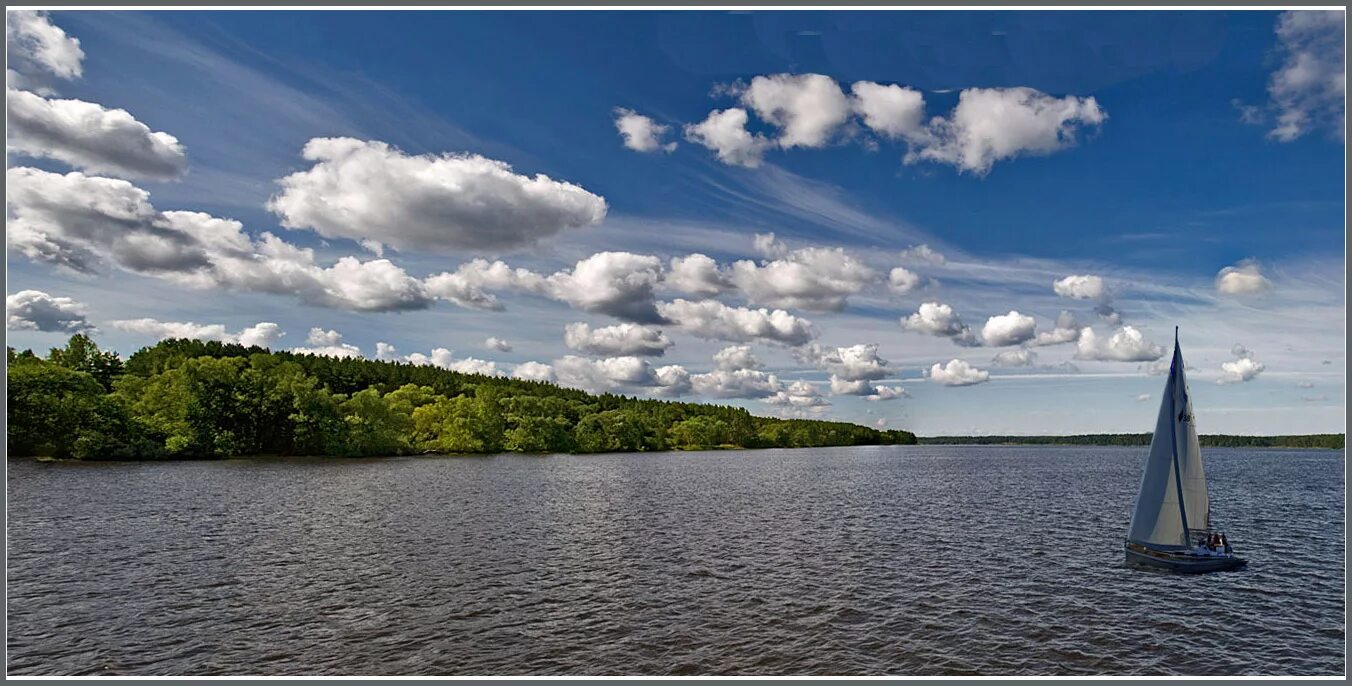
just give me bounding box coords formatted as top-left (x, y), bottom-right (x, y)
top-left (6, 445), bottom-right (1345, 675)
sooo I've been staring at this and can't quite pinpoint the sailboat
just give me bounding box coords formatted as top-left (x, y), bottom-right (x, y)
top-left (1124, 328), bottom-right (1247, 573)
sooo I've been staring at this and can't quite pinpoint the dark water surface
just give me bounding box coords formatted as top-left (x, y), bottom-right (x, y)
top-left (6, 446), bottom-right (1345, 676)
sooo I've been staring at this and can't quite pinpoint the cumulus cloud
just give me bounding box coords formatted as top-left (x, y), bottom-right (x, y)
top-left (991, 348), bottom-right (1037, 367)
top-left (292, 327), bottom-right (362, 359)
top-left (1075, 326), bottom-right (1164, 362)
top-left (764, 379), bottom-right (829, 408)
top-left (563, 321), bottom-right (673, 357)
top-left (981, 310), bottom-right (1037, 347)
top-left (1215, 259), bottom-right (1272, 295)
top-left (657, 299), bottom-right (815, 346)
top-left (1218, 344), bottom-right (1266, 385)
top-left (545, 251), bottom-right (665, 322)
top-left (267, 137), bottom-right (607, 253)
top-left (752, 232), bottom-right (789, 259)
top-left (802, 343), bottom-right (890, 381)
top-left (613, 107), bottom-right (677, 152)
top-left (739, 73), bottom-right (851, 149)
top-left (927, 358), bottom-right (990, 386)
top-left (7, 167), bottom-right (432, 312)
top-left (906, 87), bottom-right (1106, 175)
top-left (1028, 310), bottom-right (1082, 347)
top-left (5, 11), bottom-right (83, 83)
top-left (6, 289), bottom-right (94, 333)
top-left (553, 355), bottom-right (654, 392)
top-left (850, 81), bottom-right (927, 141)
top-left (712, 344), bottom-right (761, 371)
top-left (683, 108), bottom-right (772, 168)
top-left (652, 364), bottom-right (692, 397)
top-left (666, 253), bottom-right (734, 297)
top-left (7, 89), bottom-right (188, 180)
top-left (888, 266), bottom-right (921, 295)
top-left (1053, 274), bottom-right (1108, 300)
top-left (898, 244), bottom-right (946, 265)
top-left (110, 318), bottom-right (284, 348)
top-left (728, 246), bottom-right (877, 311)
top-left (423, 258), bottom-right (546, 311)
top-left (691, 368), bottom-right (781, 399)
top-left (866, 384), bottom-right (908, 401)
top-left (1264, 11), bottom-right (1346, 142)
top-left (512, 361), bottom-right (556, 382)
top-left (902, 302), bottom-right (978, 346)
top-left (484, 336), bottom-right (512, 352)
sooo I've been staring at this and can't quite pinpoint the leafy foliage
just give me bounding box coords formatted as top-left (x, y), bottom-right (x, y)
top-left (8, 336), bottom-right (918, 459)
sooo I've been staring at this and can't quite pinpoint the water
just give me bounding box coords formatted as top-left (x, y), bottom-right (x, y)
top-left (6, 445), bottom-right (1345, 676)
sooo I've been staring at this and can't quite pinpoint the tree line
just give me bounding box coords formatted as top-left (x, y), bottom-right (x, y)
top-left (918, 433), bottom-right (1345, 449)
top-left (7, 335), bottom-right (917, 460)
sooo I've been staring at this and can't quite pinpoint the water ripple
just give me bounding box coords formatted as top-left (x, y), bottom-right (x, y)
top-left (6, 445), bottom-right (1344, 676)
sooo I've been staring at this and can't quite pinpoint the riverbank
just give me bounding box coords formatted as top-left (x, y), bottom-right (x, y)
top-left (918, 433), bottom-right (1344, 449)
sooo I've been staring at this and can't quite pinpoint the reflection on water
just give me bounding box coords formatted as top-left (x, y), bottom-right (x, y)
top-left (6, 446), bottom-right (1345, 675)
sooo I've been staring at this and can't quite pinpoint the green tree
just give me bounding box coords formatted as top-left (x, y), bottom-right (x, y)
top-left (7, 357), bottom-right (106, 457)
top-left (47, 334), bottom-right (124, 391)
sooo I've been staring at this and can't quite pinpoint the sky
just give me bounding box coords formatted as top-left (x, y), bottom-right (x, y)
top-left (5, 9), bottom-right (1346, 436)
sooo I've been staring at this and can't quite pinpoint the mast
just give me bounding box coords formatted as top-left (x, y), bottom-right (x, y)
top-left (1168, 326), bottom-right (1191, 544)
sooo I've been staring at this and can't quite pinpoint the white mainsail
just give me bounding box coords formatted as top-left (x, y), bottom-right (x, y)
top-left (1127, 330), bottom-right (1210, 548)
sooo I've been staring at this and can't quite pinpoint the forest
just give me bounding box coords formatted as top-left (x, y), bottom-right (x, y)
top-left (6, 335), bottom-right (917, 460)
top-left (919, 433), bottom-right (1345, 449)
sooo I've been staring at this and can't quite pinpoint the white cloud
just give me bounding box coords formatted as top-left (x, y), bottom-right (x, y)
top-left (866, 385), bottom-right (908, 401)
top-left (981, 310), bottom-right (1037, 347)
top-left (545, 251), bottom-right (665, 322)
top-left (764, 379), bottom-right (829, 407)
top-left (1265, 11), bottom-right (1346, 142)
top-left (484, 336), bottom-right (512, 352)
top-left (6, 167), bottom-right (432, 312)
top-left (683, 107), bottom-right (772, 168)
top-left (728, 246), bottom-right (877, 311)
top-left (888, 266), bottom-right (921, 295)
top-left (712, 344), bottom-right (761, 371)
top-left (991, 348), bottom-right (1037, 367)
top-left (512, 361), bottom-right (556, 383)
top-left (6, 289), bottom-right (94, 333)
top-left (752, 232), bottom-right (789, 259)
top-left (829, 375), bottom-right (874, 396)
top-left (906, 87), bottom-right (1106, 175)
top-left (375, 342), bottom-right (399, 360)
top-left (1215, 259), bottom-right (1272, 295)
top-left (666, 253), bottom-right (733, 297)
top-left (447, 357), bottom-right (501, 376)
top-left (6, 89), bottom-right (188, 180)
top-left (1053, 274), bottom-right (1108, 300)
top-left (850, 81), bottom-right (927, 141)
top-left (5, 11), bottom-right (83, 83)
top-left (110, 318), bottom-right (284, 348)
top-left (740, 73), bottom-right (851, 149)
top-left (690, 368), bottom-right (781, 399)
top-left (657, 299), bottom-right (815, 346)
top-left (553, 355), bottom-right (653, 392)
top-left (1219, 344), bottom-right (1266, 385)
top-left (899, 244), bottom-right (946, 265)
top-left (292, 327), bottom-right (362, 359)
top-left (563, 321), bottom-right (673, 357)
top-left (1028, 310), bottom-right (1082, 347)
top-left (902, 301), bottom-right (978, 346)
top-left (652, 364), bottom-right (692, 397)
top-left (267, 137), bottom-right (608, 253)
top-left (927, 358), bottom-right (990, 386)
top-left (1075, 325), bottom-right (1164, 362)
top-left (403, 348), bottom-right (455, 369)
top-left (423, 258), bottom-right (547, 311)
top-left (1136, 394), bottom-right (1151, 402)
top-left (804, 343), bottom-right (890, 381)
top-left (613, 107), bottom-right (677, 153)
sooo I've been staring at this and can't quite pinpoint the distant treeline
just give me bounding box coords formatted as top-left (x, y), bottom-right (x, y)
top-left (919, 434), bottom-right (1345, 449)
top-left (7, 335), bottom-right (916, 461)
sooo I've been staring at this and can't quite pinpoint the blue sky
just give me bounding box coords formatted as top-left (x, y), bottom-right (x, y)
top-left (5, 9), bottom-right (1345, 435)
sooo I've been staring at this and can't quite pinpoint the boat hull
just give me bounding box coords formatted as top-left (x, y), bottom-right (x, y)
top-left (1124, 542), bottom-right (1247, 573)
